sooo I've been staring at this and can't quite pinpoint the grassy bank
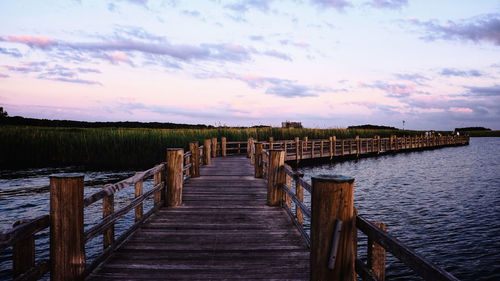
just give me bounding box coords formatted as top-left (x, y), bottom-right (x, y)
top-left (459, 130), bottom-right (500, 137)
top-left (0, 126), bottom-right (448, 169)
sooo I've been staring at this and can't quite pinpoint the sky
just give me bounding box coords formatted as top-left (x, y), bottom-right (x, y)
top-left (0, 0), bottom-right (499, 130)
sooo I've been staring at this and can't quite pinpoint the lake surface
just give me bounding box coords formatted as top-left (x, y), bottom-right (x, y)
top-left (298, 137), bottom-right (500, 280)
top-left (0, 138), bottom-right (499, 280)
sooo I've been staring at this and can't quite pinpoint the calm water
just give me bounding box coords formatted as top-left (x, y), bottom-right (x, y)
top-left (0, 138), bottom-right (499, 280)
top-left (299, 137), bottom-right (500, 280)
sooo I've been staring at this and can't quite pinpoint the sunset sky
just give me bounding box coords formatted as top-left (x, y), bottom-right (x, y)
top-left (0, 0), bottom-right (499, 129)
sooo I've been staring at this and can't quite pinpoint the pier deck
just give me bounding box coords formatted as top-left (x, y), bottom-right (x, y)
top-left (87, 156), bottom-right (310, 280)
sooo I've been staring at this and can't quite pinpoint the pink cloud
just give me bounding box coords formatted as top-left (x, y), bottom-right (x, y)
top-left (3, 35), bottom-right (56, 48)
top-left (449, 107), bottom-right (473, 113)
top-left (104, 52), bottom-right (133, 65)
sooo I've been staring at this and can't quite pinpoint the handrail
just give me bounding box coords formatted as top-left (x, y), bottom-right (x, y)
top-left (0, 215), bottom-right (49, 250)
top-left (84, 163), bottom-right (165, 207)
top-left (356, 215), bottom-right (459, 281)
top-left (84, 182), bottom-right (164, 242)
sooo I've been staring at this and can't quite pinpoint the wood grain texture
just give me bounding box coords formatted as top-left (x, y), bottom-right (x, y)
top-left (310, 175), bottom-right (355, 281)
top-left (267, 150), bottom-right (284, 206)
top-left (167, 149), bottom-right (183, 207)
top-left (203, 139), bottom-right (211, 165)
top-left (87, 156), bottom-right (309, 280)
top-left (50, 174), bottom-right (85, 281)
top-left (368, 222), bottom-right (387, 281)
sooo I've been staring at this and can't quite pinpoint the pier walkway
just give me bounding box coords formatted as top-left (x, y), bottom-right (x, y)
top-left (87, 156), bottom-right (310, 280)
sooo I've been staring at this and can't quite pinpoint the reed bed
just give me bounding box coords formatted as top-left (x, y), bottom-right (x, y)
top-left (0, 125), bottom-right (443, 169)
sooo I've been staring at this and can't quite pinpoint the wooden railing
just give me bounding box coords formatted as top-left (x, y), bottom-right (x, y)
top-left (256, 148), bottom-right (461, 281)
top-left (256, 135), bottom-right (469, 163)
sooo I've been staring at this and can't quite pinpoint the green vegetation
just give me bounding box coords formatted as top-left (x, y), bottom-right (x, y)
top-left (459, 130), bottom-right (500, 137)
top-left (0, 125), bottom-right (450, 169)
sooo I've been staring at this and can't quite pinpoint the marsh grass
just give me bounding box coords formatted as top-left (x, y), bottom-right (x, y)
top-left (0, 126), bottom-right (447, 169)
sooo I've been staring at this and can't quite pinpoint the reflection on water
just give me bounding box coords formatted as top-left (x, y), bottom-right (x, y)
top-left (1, 138), bottom-right (499, 280)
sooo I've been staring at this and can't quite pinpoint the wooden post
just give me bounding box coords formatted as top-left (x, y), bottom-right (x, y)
top-left (368, 222), bottom-right (387, 281)
top-left (365, 138), bottom-right (368, 154)
top-left (341, 139), bottom-right (345, 155)
top-left (302, 137), bottom-right (308, 158)
top-left (102, 190), bottom-right (114, 249)
top-left (356, 136), bottom-right (360, 156)
top-left (267, 149), bottom-right (285, 206)
top-left (295, 176), bottom-right (304, 225)
top-left (311, 141), bottom-right (316, 158)
top-left (311, 175), bottom-right (355, 281)
top-left (211, 137), bottom-right (217, 158)
top-left (333, 136), bottom-right (336, 156)
top-left (247, 138), bottom-right (253, 158)
top-left (285, 171), bottom-right (292, 209)
top-left (203, 139), bottom-right (211, 165)
top-left (221, 137), bottom-right (227, 157)
top-left (377, 136), bottom-right (381, 154)
top-left (154, 171), bottom-right (162, 205)
top-left (254, 142), bottom-right (263, 178)
top-left (135, 173), bottom-right (143, 222)
top-left (167, 148), bottom-right (184, 207)
top-left (320, 140), bottom-right (324, 157)
top-left (269, 137), bottom-right (274, 150)
top-left (50, 174), bottom-right (85, 281)
top-left (329, 137), bottom-right (333, 159)
top-left (295, 137), bottom-right (300, 164)
top-left (189, 141), bottom-right (200, 177)
top-left (13, 220), bottom-right (34, 277)
top-left (250, 139), bottom-right (255, 165)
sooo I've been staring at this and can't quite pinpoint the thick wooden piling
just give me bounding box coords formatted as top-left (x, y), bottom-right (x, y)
top-left (311, 175), bottom-right (355, 281)
top-left (254, 142), bottom-right (263, 178)
top-left (167, 148), bottom-right (184, 207)
top-left (203, 139), bottom-right (211, 165)
top-left (49, 174), bottom-right (86, 281)
top-left (267, 149), bottom-right (284, 206)
top-left (189, 141), bottom-right (200, 177)
top-left (211, 137), bottom-right (217, 158)
top-left (221, 137), bottom-right (227, 157)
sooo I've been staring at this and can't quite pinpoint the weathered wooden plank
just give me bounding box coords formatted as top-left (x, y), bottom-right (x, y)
top-left (88, 155), bottom-right (310, 280)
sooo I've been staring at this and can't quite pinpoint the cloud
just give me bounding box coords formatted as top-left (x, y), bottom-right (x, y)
top-left (3, 62), bottom-right (47, 73)
top-left (0, 47), bottom-right (22, 58)
top-left (197, 72), bottom-right (335, 98)
top-left (310, 0), bottom-right (352, 12)
top-left (464, 85), bottom-right (500, 97)
top-left (265, 82), bottom-right (317, 98)
top-left (249, 35), bottom-right (264, 41)
top-left (0, 35), bottom-right (56, 49)
top-left (41, 77), bottom-right (102, 85)
top-left (0, 73), bottom-right (8, 78)
top-left (364, 81), bottom-right (414, 97)
top-left (262, 50), bottom-right (292, 61)
top-left (440, 68), bottom-right (482, 77)
top-left (3, 62), bottom-right (102, 85)
top-left (224, 0), bottom-right (274, 13)
top-left (367, 0), bottom-right (408, 9)
top-left (394, 73), bottom-right (429, 85)
top-left (1, 29), bottom-right (293, 67)
top-left (77, 67), bottom-right (101, 74)
top-left (182, 10), bottom-right (201, 17)
top-left (411, 14), bottom-right (500, 46)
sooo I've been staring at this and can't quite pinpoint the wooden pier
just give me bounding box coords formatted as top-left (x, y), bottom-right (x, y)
top-left (0, 135), bottom-right (467, 281)
top-left (87, 156), bottom-right (310, 280)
